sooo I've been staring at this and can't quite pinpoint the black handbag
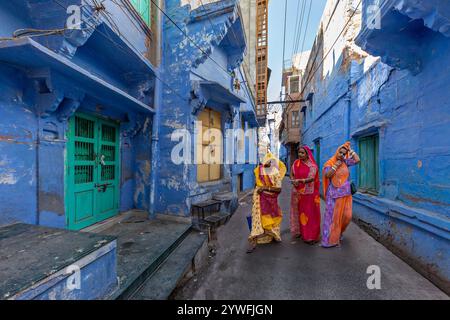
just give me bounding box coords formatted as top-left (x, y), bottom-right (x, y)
top-left (350, 181), bottom-right (357, 195)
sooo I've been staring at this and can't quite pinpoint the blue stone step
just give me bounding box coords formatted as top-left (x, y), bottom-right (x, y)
top-left (130, 230), bottom-right (207, 300)
top-left (102, 215), bottom-right (192, 300)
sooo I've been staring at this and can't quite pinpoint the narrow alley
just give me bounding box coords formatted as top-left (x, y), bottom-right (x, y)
top-left (0, 0), bottom-right (449, 303)
top-left (173, 179), bottom-right (448, 300)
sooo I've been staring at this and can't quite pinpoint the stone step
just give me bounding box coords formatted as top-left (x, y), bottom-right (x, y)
top-left (203, 212), bottom-right (231, 227)
top-left (129, 230), bottom-right (207, 300)
top-left (212, 191), bottom-right (234, 202)
top-left (105, 217), bottom-right (192, 300)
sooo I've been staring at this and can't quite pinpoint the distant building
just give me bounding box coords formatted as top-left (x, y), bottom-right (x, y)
top-left (279, 50), bottom-right (310, 172)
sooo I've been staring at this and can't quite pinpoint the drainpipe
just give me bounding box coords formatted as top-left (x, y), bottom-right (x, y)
top-left (36, 115), bottom-right (41, 225)
top-left (149, 75), bottom-right (161, 219)
top-left (345, 55), bottom-right (354, 178)
top-left (344, 49), bottom-right (352, 141)
top-left (149, 3), bottom-right (163, 219)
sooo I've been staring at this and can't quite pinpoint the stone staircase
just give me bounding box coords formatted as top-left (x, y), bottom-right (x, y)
top-left (86, 211), bottom-right (208, 300)
top-left (191, 190), bottom-right (239, 235)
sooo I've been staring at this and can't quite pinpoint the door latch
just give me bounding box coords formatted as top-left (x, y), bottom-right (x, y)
top-left (95, 183), bottom-right (112, 192)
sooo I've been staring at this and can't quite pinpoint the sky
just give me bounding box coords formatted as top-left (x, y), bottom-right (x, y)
top-left (267, 0), bottom-right (328, 102)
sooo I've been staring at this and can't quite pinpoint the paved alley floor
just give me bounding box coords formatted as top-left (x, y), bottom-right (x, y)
top-left (174, 179), bottom-right (449, 300)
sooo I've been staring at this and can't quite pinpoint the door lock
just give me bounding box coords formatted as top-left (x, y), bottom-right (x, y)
top-left (95, 183), bottom-right (112, 192)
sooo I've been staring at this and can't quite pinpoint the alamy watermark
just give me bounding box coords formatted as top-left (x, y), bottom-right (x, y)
top-left (66, 264), bottom-right (81, 291)
top-left (171, 121), bottom-right (258, 165)
top-left (366, 0), bottom-right (381, 30)
top-left (66, 5), bottom-right (82, 30)
top-left (366, 265), bottom-right (381, 290)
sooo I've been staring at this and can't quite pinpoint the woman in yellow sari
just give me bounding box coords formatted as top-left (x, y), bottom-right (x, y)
top-left (247, 152), bottom-right (287, 253)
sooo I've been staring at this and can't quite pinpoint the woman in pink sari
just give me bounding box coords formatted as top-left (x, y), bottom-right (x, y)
top-left (290, 146), bottom-right (321, 244)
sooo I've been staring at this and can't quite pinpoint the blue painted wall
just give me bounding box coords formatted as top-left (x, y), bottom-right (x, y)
top-left (13, 242), bottom-right (117, 300)
top-left (0, 0), bottom-right (157, 228)
top-left (157, 0), bottom-right (258, 217)
top-left (0, 0), bottom-right (258, 228)
top-left (302, 0), bottom-right (450, 291)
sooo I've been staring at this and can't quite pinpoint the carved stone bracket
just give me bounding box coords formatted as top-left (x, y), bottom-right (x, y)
top-left (126, 77), bottom-right (156, 108)
top-left (56, 97), bottom-right (85, 122)
top-left (24, 68), bottom-right (85, 121)
top-left (190, 1), bottom-right (244, 71)
top-left (122, 112), bottom-right (150, 138)
top-left (190, 81), bottom-right (208, 116)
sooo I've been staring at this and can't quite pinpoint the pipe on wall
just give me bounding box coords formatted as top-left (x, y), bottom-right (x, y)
top-left (148, 0), bottom-right (163, 219)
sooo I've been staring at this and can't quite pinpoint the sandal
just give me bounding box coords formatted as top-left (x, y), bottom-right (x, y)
top-left (246, 242), bottom-right (257, 254)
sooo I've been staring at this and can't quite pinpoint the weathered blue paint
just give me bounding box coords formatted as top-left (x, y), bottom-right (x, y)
top-left (302, 0), bottom-right (450, 291)
top-left (12, 241), bottom-right (117, 300)
top-left (0, 0), bottom-right (157, 228)
top-left (157, 0), bottom-right (258, 217)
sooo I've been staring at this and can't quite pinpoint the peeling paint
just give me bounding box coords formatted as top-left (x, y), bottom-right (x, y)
top-left (0, 170), bottom-right (17, 185)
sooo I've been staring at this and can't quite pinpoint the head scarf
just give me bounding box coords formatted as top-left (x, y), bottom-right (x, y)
top-left (293, 146), bottom-right (320, 193)
top-left (322, 142), bottom-right (351, 196)
top-left (299, 145), bottom-right (317, 167)
top-left (259, 152), bottom-right (287, 180)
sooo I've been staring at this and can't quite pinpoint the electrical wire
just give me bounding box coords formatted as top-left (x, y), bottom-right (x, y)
top-left (290, 0), bottom-right (301, 61)
top-left (300, 0), bottom-right (362, 98)
top-left (292, 0), bottom-right (306, 58)
top-left (149, 0), bottom-right (233, 77)
top-left (50, 0), bottom-right (189, 102)
top-left (296, 0), bottom-right (313, 72)
top-left (281, 0), bottom-right (288, 72)
top-left (199, 0), bottom-right (257, 96)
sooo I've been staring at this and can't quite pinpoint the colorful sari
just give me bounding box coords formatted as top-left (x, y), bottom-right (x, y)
top-left (249, 153), bottom-right (287, 245)
top-left (321, 142), bottom-right (357, 247)
top-left (290, 146), bottom-right (321, 242)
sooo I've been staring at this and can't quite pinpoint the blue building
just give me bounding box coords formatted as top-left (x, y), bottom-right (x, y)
top-left (0, 0), bottom-right (257, 229)
top-left (0, 0), bottom-right (258, 299)
top-left (157, 0), bottom-right (258, 218)
top-left (0, 0), bottom-right (162, 230)
top-left (300, 0), bottom-right (450, 292)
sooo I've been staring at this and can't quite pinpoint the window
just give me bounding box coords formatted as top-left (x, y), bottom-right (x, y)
top-left (196, 108), bottom-right (222, 183)
top-left (130, 0), bottom-right (151, 26)
top-left (291, 111), bottom-right (300, 128)
top-left (358, 134), bottom-right (379, 194)
top-left (289, 76), bottom-right (300, 94)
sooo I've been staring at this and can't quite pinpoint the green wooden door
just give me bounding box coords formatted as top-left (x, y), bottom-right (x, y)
top-left (358, 135), bottom-right (379, 194)
top-left (66, 113), bottom-right (120, 230)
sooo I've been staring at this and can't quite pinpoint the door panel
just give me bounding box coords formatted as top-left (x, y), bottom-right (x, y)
top-left (209, 164), bottom-right (221, 181)
top-left (197, 164), bottom-right (210, 183)
top-left (67, 113), bottom-right (120, 230)
top-left (210, 110), bottom-right (221, 129)
top-left (196, 108), bottom-right (222, 182)
top-left (75, 190), bottom-right (94, 222)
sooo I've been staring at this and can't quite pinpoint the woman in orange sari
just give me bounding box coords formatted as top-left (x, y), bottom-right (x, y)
top-left (247, 152), bottom-right (287, 253)
top-left (290, 146), bottom-right (321, 244)
top-left (322, 142), bottom-right (360, 248)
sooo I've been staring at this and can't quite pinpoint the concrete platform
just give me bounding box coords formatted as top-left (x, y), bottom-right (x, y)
top-left (0, 223), bottom-right (117, 300)
top-left (87, 211), bottom-right (193, 299)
